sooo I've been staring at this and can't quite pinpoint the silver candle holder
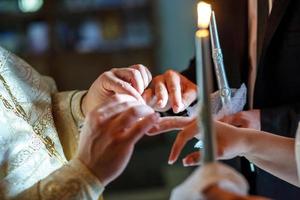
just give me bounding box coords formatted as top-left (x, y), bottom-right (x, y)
top-left (210, 11), bottom-right (231, 105)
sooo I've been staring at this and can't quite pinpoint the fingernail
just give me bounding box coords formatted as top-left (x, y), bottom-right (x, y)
top-left (183, 163), bottom-right (190, 167)
top-left (182, 158), bottom-right (189, 167)
top-left (174, 103), bottom-right (184, 113)
top-left (168, 160), bottom-right (175, 165)
top-left (173, 106), bottom-right (180, 113)
top-left (157, 100), bottom-right (164, 107)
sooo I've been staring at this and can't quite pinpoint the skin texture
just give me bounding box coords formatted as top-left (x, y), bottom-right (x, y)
top-left (145, 71), bottom-right (260, 129)
top-left (143, 70), bottom-right (197, 113)
top-left (82, 64), bottom-right (152, 116)
top-left (77, 67), bottom-right (296, 198)
top-left (76, 94), bottom-right (159, 186)
top-left (219, 109), bottom-right (261, 130)
top-left (150, 117), bottom-right (299, 187)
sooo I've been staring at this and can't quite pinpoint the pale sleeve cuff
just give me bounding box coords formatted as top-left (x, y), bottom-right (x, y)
top-left (52, 90), bottom-right (87, 160)
top-left (68, 159), bottom-right (105, 197)
top-left (37, 158), bottom-right (104, 200)
top-left (70, 90), bottom-right (87, 127)
top-left (12, 159), bottom-right (104, 200)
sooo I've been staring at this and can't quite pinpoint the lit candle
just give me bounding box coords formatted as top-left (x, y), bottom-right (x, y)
top-left (195, 1), bottom-right (216, 164)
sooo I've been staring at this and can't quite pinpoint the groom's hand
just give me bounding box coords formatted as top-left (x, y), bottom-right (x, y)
top-left (76, 94), bottom-right (158, 186)
top-left (143, 70), bottom-right (197, 113)
top-left (82, 64), bottom-right (152, 115)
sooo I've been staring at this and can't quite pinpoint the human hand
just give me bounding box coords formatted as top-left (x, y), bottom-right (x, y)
top-left (168, 120), bottom-right (250, 166)
top-left (82, 64), bottom-right (152, 115)
top-left (143, 70), bottom-right (197, 113)
top-left (170, 162), bottom-right (250, 200)
top-left (76, 94), bottom-right (159, 186)
top-left (203, 185), bottom-right (270, 200)
top-left (219, 110), bottom-right (261, 130)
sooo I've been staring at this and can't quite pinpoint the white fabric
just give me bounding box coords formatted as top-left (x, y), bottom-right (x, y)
top-left (170, 162), bottom-right (249, 200)
top-left (187, 84), bottom-right (247, 119)
top-left (295, 122), bottom-right (300, 184)
top-left (0, 46), bottom-right (64, 197)
top-left (0, 46), bottom-right (103, 199)
top-left (187, 84), bottom-right (247, 144)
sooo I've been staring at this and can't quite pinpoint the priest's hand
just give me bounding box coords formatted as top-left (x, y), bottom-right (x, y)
top-left (143, 70), bottom-right (197, 113)
top-left (76, 94), bottom-right (159, 186)
top-left (219, 109), bottom-right (261, 130)
top-left (82, 64), bottom-right (152, 115)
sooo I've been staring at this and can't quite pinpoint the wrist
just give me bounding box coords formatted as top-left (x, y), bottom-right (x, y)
top-left (234, 127), bottom-right (254, 158)
top-left (239, 128), bottom-right (260, 159)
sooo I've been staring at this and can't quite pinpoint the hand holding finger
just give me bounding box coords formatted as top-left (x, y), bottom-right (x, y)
top-left (111, 104), bottom-right (155, 133)
top-left (101, 71), bottom-right (145, 103)
top-left (131, 64), bottom-right (152, 89)
top-left (147, 116), bottom-right (194, 135)
top-left (112, 68), bottom-right (144, 94)
top-left (123, 113), bottom-right (159, 144)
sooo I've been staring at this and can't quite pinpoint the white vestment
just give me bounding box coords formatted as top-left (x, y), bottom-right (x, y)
top-left (0, 46), bottom-right (104, 199)
top-left (295, 123), bottom-right (300, 184)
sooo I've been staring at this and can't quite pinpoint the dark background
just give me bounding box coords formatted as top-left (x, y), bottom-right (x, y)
top-left (0, 0), bottom-right (198, 199)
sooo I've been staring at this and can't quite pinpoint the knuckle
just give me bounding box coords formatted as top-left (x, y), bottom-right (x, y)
top-left (153, 75), bottom-right (163, 83)
top-left (110, 68), bottom-right (118, 73)
top-left (116, 81), bottom-right (131, 90)
top-left (127, 106), bottom-right (140, 117)
top-left (111, 94), bottom-right (123, 103)
top-left (130, 69), bottom-right (140, 78)
top-left (110, 136), bottom-right (124, 146)
top-left (169, 85), bottom-right (178, 92)
top-left (120, 81), bottom-right (130, 88)
top-left (122, 101), bottom-right (134, 109)
top-left (133, 64), bottom-right (146, 69)
top-left (101, 71), bottom-right (110, 79)
top-left (166, 69), bottom-right (175, 76)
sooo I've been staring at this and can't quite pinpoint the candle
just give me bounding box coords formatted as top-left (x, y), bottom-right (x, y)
top-left (210, 11), bottom-right (231, 105)
top-left (195, 1), bottom-right (216, 164)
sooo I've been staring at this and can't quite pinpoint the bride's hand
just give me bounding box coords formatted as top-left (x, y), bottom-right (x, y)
top-left (168, 120), bottom-right (250, 166)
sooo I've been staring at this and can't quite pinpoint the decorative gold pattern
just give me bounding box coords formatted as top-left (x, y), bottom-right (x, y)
top-left (0, 53), bottom-right (65, 165)
top-left (42, 179), bottom-right (82, 200)
top-left (0, 77), bottom-right (65, 165)
top-left (0, 46), bottom-right (103, 199)
top-left (0, 46), bottom-right (66, 198)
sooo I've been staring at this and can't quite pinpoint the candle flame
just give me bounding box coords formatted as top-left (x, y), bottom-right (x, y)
top-left (197, 1), bottom-right (212, 29)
